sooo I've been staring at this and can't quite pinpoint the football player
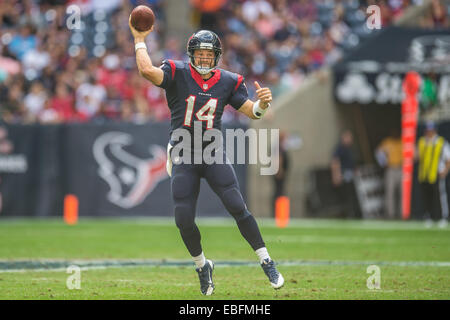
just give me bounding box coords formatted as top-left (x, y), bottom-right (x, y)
top-left (129, 18), bottom-right (284, 295)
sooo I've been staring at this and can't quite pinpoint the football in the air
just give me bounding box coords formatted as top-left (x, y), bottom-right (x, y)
top-left (130, 5), bottom-right (155, 32)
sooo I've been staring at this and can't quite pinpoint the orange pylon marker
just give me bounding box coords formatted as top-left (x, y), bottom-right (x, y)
top-left (275, 196), bottom-right (290, 228)
top-left (64, 194), bottom-right (78, 225)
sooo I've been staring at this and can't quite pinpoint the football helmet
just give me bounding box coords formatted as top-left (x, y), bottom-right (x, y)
top-left (187, 30), bottom-right (222, 75)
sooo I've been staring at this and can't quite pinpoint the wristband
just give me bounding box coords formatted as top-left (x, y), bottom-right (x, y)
top-left (135, 42), bottom-right (147, 52)
top-left (252, 100), bottom-right (269, 119)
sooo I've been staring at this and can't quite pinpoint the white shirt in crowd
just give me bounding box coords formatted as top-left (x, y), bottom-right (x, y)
top-left (242, 0), bottom-right (273, 23)
top-left (24, 91), bottom-right (47, 116)
top-left (38, 108), bottom-right (59, 123)
top-left (76, 82), bottom-right (107, 117)
top-left (22, 48), bottom-right (50, 75)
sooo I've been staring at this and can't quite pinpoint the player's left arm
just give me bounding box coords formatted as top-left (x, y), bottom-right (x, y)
top-left (237, 81), bottom-right (272, 120)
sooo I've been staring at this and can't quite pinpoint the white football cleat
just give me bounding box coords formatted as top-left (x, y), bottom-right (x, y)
top-left (261, 258), bottom-right (284, 289)
top-left (196, 259), bottom-right (215, 295)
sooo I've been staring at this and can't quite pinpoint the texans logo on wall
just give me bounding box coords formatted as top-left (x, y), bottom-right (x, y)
top-left (0, 125), bottom-right (29, 215)
top-left (93, 131), bottom-right (168, 209)
top-left (0, 126), bottom-right (28, 174)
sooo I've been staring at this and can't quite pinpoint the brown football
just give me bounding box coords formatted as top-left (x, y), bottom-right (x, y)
top-left (130, 5), bottom-right (155, 32)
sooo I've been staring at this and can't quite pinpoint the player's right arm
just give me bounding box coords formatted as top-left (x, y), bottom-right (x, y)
top-left (129, 16), bottom-right (164, 86)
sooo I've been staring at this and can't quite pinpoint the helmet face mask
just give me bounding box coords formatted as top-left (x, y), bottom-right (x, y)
top-left (187, 30), bottom-right (222, 75)
top-left (192, 49), bottom-right (215, 73)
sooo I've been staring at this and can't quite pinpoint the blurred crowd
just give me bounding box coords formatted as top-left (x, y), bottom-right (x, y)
top-left (0, 0), bottom-right (446, 125)
top-left (0, 0), bottom-right (169, 125)
top-left (193, 0), bottom-right (432, 99)
top-left (419, 0), bottom-right (450, 28)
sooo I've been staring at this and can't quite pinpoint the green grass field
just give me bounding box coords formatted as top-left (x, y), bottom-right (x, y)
top-left (0, 218), bottom-right (449, 300)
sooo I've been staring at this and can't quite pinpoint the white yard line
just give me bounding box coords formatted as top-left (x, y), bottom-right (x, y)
top-left (0, 259), bottom-right (449, 273)
top-left (1, 217), bottom-right (447, 230)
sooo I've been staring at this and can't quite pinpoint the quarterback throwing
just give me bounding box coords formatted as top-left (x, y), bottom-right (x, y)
top-left (129, 16), bottom-right (283, 295)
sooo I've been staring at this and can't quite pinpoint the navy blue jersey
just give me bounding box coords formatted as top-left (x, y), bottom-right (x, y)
top-left (156, 59), bottom-right (248, 137)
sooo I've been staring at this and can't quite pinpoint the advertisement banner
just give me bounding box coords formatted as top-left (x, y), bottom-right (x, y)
top-left (333, 27), bottom-right (450, 106)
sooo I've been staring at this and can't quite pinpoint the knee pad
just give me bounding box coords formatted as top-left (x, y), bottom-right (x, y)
top-left (171, 175), bottom-right (192, 200)
top-left (174, 204), bottom-right (195, 231)
top-left (221, 187), bottom-right (249, 220)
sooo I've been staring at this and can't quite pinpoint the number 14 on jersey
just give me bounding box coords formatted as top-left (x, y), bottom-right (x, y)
top-left (184, 95), bottom-right (217, 129)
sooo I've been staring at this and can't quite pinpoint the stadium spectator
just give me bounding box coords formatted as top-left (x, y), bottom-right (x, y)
top-left (49, 82), bottom-right (75, 122)
top-left (39, 65), bottom-right (57, 93)
top-left (75, 76), bottom-right (107, 119)
top-left (24, 80), bottom-right (47, 120)
top-left (328, 11), bottom-right (351, 46)
top-left (120, 99), bottom-right (136, 122)
top-left (38, 98), bottom-right (60, 124)
top-left (120, 98), bottom-right (153, 124)
top-left (162, 37), bottom-right (184, 61)
top-left (430, 0), bottom-right (449, 27)
top-left (97, 53), bottom-right (129, 97)
top-left (145, 85), bottom-right (170, 121)
top-left (292, 0), bottom-right (317, 21)
top-left (323, 36), bottom-right (343, 66)
top-left (91, 102), bottom-right (111, 124)
top-left (376, 130), bottom-right (403, 220)
top-left (7, 24), bottom-right (37, 61)
top-left (241, 0), bottom-right (273, 24)
top-left (331, 130), bottom-right (361, 219)
top-left (0, 80), bottom-right (26, 123)
top-left (254, 12), bottom-right (278, 39)
top-left (0, 47), bottom-right (22, 80)
top-left (22, 39), bottom-right (50, 81)
top-left (191, 0), bottom-right (227, 30)
top-left (419, 0), bottom-right (449, 28)
top-left (103, 86), bottom-right (123, 119)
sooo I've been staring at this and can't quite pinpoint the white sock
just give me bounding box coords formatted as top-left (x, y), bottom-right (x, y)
top-left (255, 247), bottom-right (271, 264)
top-left (192, 252), bottom-right (206, 269)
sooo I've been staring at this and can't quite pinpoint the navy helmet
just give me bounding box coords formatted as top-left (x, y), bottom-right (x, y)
top-left (187, 30), bottom-right (222, 75)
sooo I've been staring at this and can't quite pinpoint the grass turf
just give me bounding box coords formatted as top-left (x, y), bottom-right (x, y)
top-left (0, 218), bottom-right (449, 299)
